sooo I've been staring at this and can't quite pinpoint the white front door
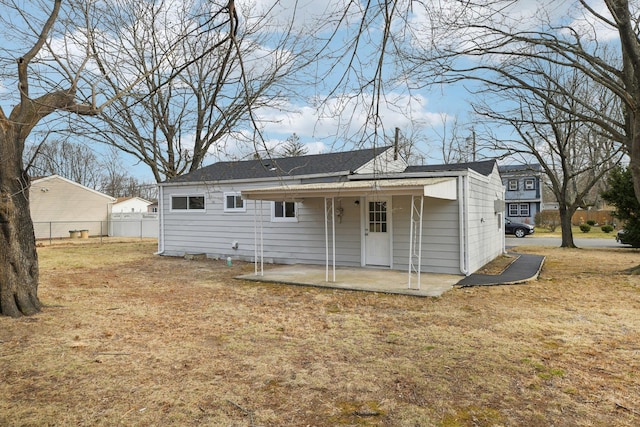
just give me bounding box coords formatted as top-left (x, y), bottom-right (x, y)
top-left (364, 197), bottom-right (391, 267)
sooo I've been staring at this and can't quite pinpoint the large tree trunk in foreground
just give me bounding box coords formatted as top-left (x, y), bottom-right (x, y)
top-left (0, 131), bottom-right (41, 317)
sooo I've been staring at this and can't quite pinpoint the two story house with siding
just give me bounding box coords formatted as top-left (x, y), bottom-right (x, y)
top-left (498, 164), bottom-right (543, 225)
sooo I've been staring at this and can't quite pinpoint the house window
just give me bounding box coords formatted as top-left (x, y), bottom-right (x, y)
top-left (171, 195), bottom-right (205, 211)
top-left (224, 192), bottom-right (245, 212)
top-left (524, 178), bottom-right (535, 190)
top-left (508, 203), bottom-right (530, 217)
top-left (272, 201), bottom-right (297, 222)
top-left (508, 179), bottom-right (518, 191)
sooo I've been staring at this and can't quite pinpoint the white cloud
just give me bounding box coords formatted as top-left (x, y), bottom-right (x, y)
top-left (257, 92), bottom-right (443, 141)
top-left (564, 1), bottom-right (621, 42)
top-left (241, 0), bottom-right (363, 34)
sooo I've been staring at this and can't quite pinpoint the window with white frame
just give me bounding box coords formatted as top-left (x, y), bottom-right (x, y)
top-left (508, 203), bottom-right (530, 217)
top-left (508, 179), bottom-right (518, 191)
top-left (171, 195), bottom-right (205, 211)
top-left (224, 192), bottom-right (245, 212)
top-left (524, 178), bottom-right (535, 190)
top-left (272, 201), bottom-right (297, 222)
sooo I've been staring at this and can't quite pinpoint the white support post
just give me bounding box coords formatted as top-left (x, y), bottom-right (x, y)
top-left (253, 200), bottom-right (264, 276)
top-left (331, 197), bottom-right (336, 282)
top-left (260, 201), bottom-right (264, 276)
top-left (325, 198), bottom-right (329, 282)
top-left (417, 195), bottom-right (424, 289)
top-left (254, 200), bottom-right (258, 275)
top-left (408, 195), bottom-right (424, 290)
top-left (324, 197), bottom-right (336, 282)
top-left (408, 195), bottom-right (415, 288)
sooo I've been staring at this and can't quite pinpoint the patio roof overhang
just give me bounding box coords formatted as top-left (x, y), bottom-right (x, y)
top-left (241, 177), bottom-right (458, 202)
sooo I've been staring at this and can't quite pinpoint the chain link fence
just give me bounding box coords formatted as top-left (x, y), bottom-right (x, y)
top-left (34, 213), bottom-right (158, 245)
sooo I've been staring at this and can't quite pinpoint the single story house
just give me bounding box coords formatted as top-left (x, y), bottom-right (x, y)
top-left (158, 147), bottom-right (506, 283)
top-left (30, 175), bottom-right (116, 239)
top-left (113, 196), bottom-right (154, 213)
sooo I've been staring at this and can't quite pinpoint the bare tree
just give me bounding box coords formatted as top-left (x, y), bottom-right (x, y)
top-left (70, 0), bottom-right (305, 182)
top-left (405, 0), bottom-right (640, 204)
top-left (0, 0), bottom-right (238, 317)
top-left (24, 139), bottom-right (102, 189)
top-left (0, 1), bottom-right (101, 317)
top-left (474, 58), bottom-right (625, 247)
top-left (428, 114), bottom-right (476, 164)
top-left (98, 147), bottom-right (157, 200)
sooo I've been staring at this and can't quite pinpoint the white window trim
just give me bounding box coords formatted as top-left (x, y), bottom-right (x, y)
top-left (524, 178), bottom-right (535, 190)
top-left (508, 179), bottom-right (518, 191)
top-left (170, 194), bottom-right (206, 212)
top-left (271, 201), bottom-right (298, 222)
top-left (223, 192), bottom-right (246, 213)
top-left (508, 203), bottom-right (530, 217)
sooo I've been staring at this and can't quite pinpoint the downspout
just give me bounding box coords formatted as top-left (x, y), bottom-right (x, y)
top-left (458, 176), bottom-right (469, 275)
top-left (155, 185), bottom-right (165, 255)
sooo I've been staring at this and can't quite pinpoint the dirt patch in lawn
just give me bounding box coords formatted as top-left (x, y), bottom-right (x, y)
top-left (1, 241), bottom-right (639, 426)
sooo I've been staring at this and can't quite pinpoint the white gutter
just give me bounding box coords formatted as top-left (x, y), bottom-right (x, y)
top-left (157, 170), bottom-right (353, 188)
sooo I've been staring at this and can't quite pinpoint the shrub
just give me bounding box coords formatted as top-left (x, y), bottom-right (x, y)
top-left (586, 220), bottom-right (596, 226)
top-left (579, 224), bottom-right (591, 233)
top-left (601, 225), bottom-right (614, 233)
top-left (535, 210), bottom-right (561, 232)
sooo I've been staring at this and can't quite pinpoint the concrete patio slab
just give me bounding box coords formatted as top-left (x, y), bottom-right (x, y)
top-left (236, 264), bottom-right (462, 297)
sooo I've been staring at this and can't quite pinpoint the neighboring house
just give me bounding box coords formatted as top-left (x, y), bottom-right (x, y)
top-left (158, 147), bottom-right (505, 279)
top-left (498, 164), bottom-right (543, 224)
top-left (113, 196), bottom-right (154, 213)
top-left (30, 175), bottom-right (116, 239)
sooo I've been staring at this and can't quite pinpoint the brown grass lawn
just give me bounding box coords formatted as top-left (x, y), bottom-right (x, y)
top-left (1, 240), bottom-right (639, 426)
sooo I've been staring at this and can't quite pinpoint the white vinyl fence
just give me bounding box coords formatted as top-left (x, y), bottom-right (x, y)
top-left (109, 213), bottom-right (158, 238)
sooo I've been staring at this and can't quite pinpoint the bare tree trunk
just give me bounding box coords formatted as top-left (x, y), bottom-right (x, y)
top-left (559, 206), bottom-right (576, 248)
top-left (0, 129), bottom-right (41, 317)
top-left (630, 118), bottom-right (640, 204)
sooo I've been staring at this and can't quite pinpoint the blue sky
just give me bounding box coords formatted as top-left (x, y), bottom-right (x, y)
top-left (0, 0), bottom-right (624, 183)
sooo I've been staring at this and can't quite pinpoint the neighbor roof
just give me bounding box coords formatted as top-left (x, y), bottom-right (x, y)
top-left (498, 164), bottom-right (542, 174)
top-left (404, 159), bottom-right (497, 177)
top-left (167, 146), bottom-right (392, 183)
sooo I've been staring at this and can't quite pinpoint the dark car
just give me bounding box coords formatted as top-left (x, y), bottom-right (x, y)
top-left (616, 228), bottom-right (640, 247)
top-left (505, 219), bottom-right (535, 238)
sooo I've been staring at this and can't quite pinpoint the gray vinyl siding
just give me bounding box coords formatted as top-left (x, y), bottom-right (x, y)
top-left (392, 195), bottom-right (461, 275)
top-left (160, 169), bottom-right (504, 276)
top-left (161, 183), bottom-right (361, 266)
top-left (466, 170), bottom-right (505, 273)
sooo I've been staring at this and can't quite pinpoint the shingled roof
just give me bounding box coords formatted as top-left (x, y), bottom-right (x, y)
top-left (167, 146), bottom-right (392, 183)
top-left (498, 164), bottom-right (542, 174)
top-left (404, 159), bottom-right (497, 177)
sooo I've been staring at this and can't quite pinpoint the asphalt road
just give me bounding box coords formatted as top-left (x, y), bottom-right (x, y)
top-left (506, 236), bottom-right (625, 249)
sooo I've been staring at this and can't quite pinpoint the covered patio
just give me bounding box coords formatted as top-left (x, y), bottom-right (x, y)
top-left (236, 264), bottom-right (462, 297)
top-left (242, 177), bottom-right (461, 291)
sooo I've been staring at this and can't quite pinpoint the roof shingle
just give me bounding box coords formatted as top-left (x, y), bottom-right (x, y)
top-left (167, 146), bottom-right (391, 183)
top-left (404, 159), bottom-right (497, 177)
